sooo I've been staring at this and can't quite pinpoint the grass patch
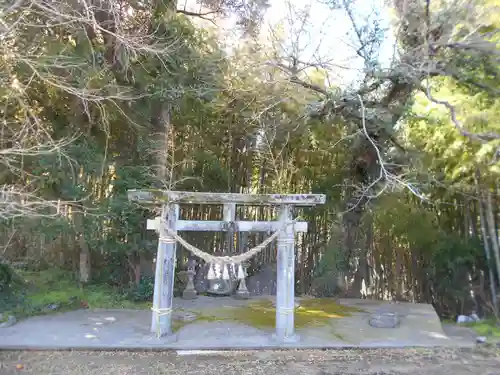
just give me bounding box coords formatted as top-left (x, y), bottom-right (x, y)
top-left (442, 316), bottom-right (500, 339)
top-left (1, 268), bottom-right (151, 319)
top-left (464, 319), bottom-right (500, 338)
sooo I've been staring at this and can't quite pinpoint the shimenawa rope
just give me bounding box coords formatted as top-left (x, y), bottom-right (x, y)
top-left (159, 219), bottom-right (297, 264)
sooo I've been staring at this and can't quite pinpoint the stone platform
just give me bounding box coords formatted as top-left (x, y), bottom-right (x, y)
top-left (0, 297), bottom-right (475, 350)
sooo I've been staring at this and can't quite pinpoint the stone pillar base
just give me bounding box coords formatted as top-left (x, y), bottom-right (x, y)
top-left (234, 290), bottom-right (250, 299)
top-left (182, 289), bottom-right (198, 300)
top-left (271, 333), bottom-right (300, 344)
top-left (153, 331), bottom-right (179, 342)
top-left (182, 268), bottom-right (198, 300)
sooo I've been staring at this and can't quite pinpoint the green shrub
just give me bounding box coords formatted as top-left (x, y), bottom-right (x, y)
top-left (311, 229), bottom-right (348, 298)
top-left (127, 276), bottom-right (155, 302)
top-left (2, 268), bottom-right (151, 318)
top-left (425, 234), bottom-right (486, 317)
top-left (0, 263), bottom-right (13, 292)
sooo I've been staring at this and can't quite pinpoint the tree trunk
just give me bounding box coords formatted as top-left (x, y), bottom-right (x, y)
top-left (74, 205), bottom-right (90, 284)
top-left (471, 198), bottom-right (479, 237)
top-left (152, 105), bottom-right (172, 185)
top-left (485, 190), bottom-right (500, 287)
top-left (475, 170), bottom-right (498, 314)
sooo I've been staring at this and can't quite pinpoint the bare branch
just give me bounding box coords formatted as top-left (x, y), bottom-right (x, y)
top-left (289, 76), bottom-right (328, 96)
top-left (422, 83), bottom-right (500, 142)
top-left (176, 8), bottom-right (219, 23)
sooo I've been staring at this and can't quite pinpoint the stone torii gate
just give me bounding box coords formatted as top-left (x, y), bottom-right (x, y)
top-left (128, 190), bottom-right (326, 343)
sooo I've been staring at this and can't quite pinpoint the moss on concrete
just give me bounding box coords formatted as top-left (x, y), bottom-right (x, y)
top-left (223, 298), bottom-right (364, 329)
top-left (171, 298), bottom-right (364, 333)
top-left (172, 313), bottom-right (220, 332)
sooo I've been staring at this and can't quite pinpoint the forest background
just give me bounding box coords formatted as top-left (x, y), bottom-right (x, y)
top-left (0, 0), bottom-right (499, 326)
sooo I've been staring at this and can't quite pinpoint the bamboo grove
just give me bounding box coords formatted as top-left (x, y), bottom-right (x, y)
top-left (0, 0), bottom-right (499, 319)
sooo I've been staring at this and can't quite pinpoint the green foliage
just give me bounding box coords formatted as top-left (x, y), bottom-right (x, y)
top-left (311, 225), bottom-right (348, 297)
top-left (0, 263), bottom-right (13, 293)
top-left (465, 319), bottom-right (500, 338)
top-left (425, 235), bottom-right (485, 313)
top-left (0, 263), bottom-right (26, 314)
top-left (126, 276), bottom-right (155, 303)
top-left (1, 268), bottom-right (150, 318)
top-left (0, 0), bottom-right (498, 324)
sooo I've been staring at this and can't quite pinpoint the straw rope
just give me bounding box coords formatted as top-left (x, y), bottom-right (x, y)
top-left (159, 219), bottom-right (297, 264)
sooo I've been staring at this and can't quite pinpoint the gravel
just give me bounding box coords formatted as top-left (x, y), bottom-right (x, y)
top-left (0, 347), bottom-right (499, 375)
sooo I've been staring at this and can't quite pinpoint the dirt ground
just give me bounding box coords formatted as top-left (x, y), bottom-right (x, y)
top-left (1, 347), bottom-right (499, 375)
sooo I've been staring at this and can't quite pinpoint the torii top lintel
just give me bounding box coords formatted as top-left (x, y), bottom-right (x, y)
top-left (127, 190), bottom-right (326, 206)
